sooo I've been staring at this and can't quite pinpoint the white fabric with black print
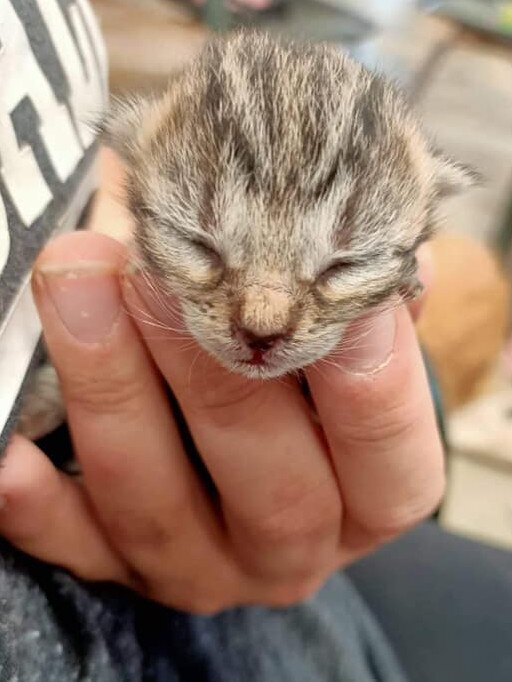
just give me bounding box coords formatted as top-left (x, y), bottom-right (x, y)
top-left (0, 0), bottom-right (107, 451)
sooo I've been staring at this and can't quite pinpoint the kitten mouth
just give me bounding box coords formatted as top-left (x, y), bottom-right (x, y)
top-left (232, 352), bottom-right (291, 378)
top-left (242, 349), bottom-right (268, 366)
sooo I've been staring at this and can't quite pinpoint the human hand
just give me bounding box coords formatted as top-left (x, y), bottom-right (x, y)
top-left (0, 233), bottom-right (443, 613)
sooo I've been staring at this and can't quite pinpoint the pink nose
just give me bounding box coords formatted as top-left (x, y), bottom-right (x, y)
top-left (235, 326), bottom-right (284, 353)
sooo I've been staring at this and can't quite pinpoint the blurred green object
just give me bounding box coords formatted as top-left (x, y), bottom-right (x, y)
top-left (438, 0), bottom-right (512, 39)
top-left (200, 0), bottom-right (231, 31)
top-left (199, 0), bottom-right (376, 45)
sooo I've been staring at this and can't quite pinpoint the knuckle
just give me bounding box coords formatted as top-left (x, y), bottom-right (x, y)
top-left (62, 365), bottom-right (146, 418)
top-left (361, 473), bottom-right (446, 541)
top-left (342, 398), bottom-right (419, 449)
top-left (101, 493), bottom-right (193, 550)
top-left (397, 478), bottom-right (446, 531)
top-left (265, 576), bottom-right (325, 607)
top-left (248, 495), bottom-right (340, 549)
top-left (229, 486), bottom-right (340, 583)
top-left (106, 515), bottom-right (175, 550)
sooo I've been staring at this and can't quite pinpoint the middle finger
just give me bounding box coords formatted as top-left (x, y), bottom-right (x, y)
top-left (123, 274), bottom-right (342, 585)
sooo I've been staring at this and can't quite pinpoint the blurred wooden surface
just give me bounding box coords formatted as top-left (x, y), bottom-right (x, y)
top-left (91, 0), bottom-right (209, 93)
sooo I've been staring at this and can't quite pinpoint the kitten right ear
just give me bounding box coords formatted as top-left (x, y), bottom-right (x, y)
top-left (431, 151), bottom-right (482, 197)
top-left (96, 96), bottom-right (153, 162)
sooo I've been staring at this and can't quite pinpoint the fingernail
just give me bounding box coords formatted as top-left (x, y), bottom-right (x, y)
top-left (36, 261), bottom-right (121, 343)
top-left (337, 310), bottom-right (397, 374)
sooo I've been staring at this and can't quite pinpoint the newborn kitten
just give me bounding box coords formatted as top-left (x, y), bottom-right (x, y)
top-left (107, 31), bottom-right (475, 379)
top-left (20, 31), bottom-right (475, 437)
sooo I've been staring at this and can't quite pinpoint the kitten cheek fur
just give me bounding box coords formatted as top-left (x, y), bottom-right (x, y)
top-left (100, 31), bottom-right (477, 377)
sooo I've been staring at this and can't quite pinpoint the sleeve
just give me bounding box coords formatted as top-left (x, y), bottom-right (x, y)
top-left (0, 0), bottom-right (108, 453)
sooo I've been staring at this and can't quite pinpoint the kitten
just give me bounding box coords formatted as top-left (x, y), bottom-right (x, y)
top-left (19, 31), bottom-right (475, 437)
top-left (106, 31), bottom-right (475, 379)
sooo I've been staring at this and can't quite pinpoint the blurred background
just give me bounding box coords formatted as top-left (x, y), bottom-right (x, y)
top-left (91, 0), bottom-right (512, 550)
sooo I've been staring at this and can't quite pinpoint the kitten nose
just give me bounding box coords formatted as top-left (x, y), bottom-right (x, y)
top-left (235, 326), bottom-right (284, 353)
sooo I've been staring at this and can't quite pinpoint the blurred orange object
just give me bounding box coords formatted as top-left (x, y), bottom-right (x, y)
top-left (417, 234), bottom-right (510, 411)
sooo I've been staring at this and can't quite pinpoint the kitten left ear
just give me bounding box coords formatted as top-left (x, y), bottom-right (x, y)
top-left (432, 151), bottom-right (481, 197)
top-left (95, 95), bottom-right (153, 162)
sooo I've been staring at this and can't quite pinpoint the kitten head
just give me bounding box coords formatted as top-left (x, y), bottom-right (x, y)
top-left (105, 31), bottom-right (476, 378)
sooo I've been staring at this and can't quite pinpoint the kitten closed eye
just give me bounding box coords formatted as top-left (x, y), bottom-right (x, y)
top-left (316, 258), bottom-right (358, 283)
top-left (188, 239), bottom-right (223, 268)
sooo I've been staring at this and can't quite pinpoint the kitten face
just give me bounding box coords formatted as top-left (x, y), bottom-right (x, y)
top-left (106, 32), bottom-right (475, 378)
